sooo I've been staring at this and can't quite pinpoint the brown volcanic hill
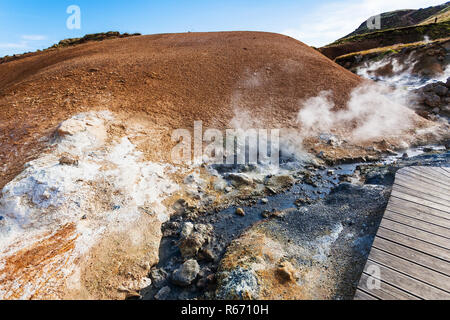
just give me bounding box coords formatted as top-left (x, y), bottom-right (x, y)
top-left (0, 31), bottom-right (363, 188)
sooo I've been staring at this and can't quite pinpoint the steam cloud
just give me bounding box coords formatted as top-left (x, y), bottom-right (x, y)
top-left (297, 83), bottom-right (419, 142)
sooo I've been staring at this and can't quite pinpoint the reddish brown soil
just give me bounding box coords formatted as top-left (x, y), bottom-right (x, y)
top-left (0, 31), bottom-right (362, 189)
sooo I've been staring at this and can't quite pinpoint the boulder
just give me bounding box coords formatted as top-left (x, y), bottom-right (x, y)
top-left (171, 259), bottom-right (200, 286)
top-left (178, 223), bottom-right (212, 258)
top-left (424, 92), bottom-right (441, 108)
top-left (434, 84), bottom-right (448, 96)
top-left (225, 173), bottom-right (254, 187)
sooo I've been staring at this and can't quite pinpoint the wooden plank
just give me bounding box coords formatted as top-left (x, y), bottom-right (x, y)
top-left (384, 210), bottom-right (450, 237)
top-left (388, 197), bottom-right (450, 220)
top-left (435, 167), bottom-right (450, 179)
top-left (369, 248), bottom-right (450, 292)
top-left (364, 260), bottom-right (450, 299)
top-left (403, 167), bottom-right (450, 187)
top-left (401, 167), bottom-right (450, 186)
top-left (394, 176), bottom-right (450, 201)
top-left (386, 204), bottom-right (450, 229)
top-left (396, 173), bottom-right (450, 196)
top-left (392, 184), bottom-right (450, 207)
top-left (372, 237), bottom-right (450, 274)
top-left (390, 190), bottom-right (450, 213)
top-left (356, 166), bottom-right (450, 300)
top-left (380, 219), bottom-right (450, 249)
top-left (377, 227), bottom-right (450, 262)
top-left (358, 273), bottom-right (420, 300)
top-left (418, 167), bottom-right (450, 182)
top-left (398, 170), bottom-right (450, 192)
top-left (354, 289), bottom-right (378, 300)
top-left (410, 166), bottom-right (450, 180)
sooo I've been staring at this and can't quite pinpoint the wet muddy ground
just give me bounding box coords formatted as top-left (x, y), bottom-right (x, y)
top-left (140, 146), bottom-right (449, 300)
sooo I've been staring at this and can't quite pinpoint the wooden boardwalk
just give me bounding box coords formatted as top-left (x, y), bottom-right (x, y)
top-left (355, 166), bottom-right (450, 300)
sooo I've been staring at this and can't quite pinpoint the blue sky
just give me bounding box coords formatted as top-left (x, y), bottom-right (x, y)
top-left (0, 0), bottom-right (446, 56)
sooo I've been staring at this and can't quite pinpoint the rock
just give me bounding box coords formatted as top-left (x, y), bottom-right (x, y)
top-left (216, 267), bottom-right (259, 300)
top-left (179, 233), bottom-right (206, 258)
top-left (402, 153), bottom-right (408, 160)
top-left (125, 291), bottom-right (141, 300)
top-left (213, 179), bottom-right (227, 191)
top-left (434, 84), bottom-right (448, 96)
top-left (59, 155), bottom-right (79, 166)
top-left (319, 133), bottom-right (341, 146)
top-left (261, 198), bottom-right (268, 204)
top-left (446, 77), bottom-right (450, 88)
top-left (261, 210), bottom-right (270, 218)
top-left (172, 199), bottom-right (187, 214)
top-left (275, 262), bottom-right (296, 283)
top-left (180, 222), bottom-right (194, 238)
top-left (226, 173), bottom-right (254, 187)
top-left (199, 246), bottom-right (217, 262)
top-left (235, 208), bottom-right (245, 216)
top-left (178, 223), bottom-right (212, 258)
top-left (224, 186), bottom-right (233, 193)
top-left (265, 175), bottom-right (295, 193)
top-left (57, 118), bottom-right (86, 136)
top-left (441, 104), bottom-right (450, 117)
top-left (424, 92), bottom-right (441, 108)
top-left (171, 259), bottom-right (200, 286)
top-left (150, 268), bottom-right (168, 289)
top-left (423, 147), bottom-right (434, 153)
top-left (154, 286), bottom-right (171, 300)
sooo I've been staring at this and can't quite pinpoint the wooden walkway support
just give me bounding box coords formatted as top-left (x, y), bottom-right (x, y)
top-left (355, 166), bottom-right (450, 300)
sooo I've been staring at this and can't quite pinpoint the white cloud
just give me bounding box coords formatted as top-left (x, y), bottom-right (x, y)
top-left (21, 35), bottom-right (47, 41)
top-left (0, 41), bottom-right (30, 49)
top-left (0, 35), bottom-right (47, 55)
top-left (282, 0), bottom-right (446, 47)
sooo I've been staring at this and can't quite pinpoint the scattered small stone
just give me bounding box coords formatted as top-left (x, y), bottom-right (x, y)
top-left (235, 208), bottom-right (245, 216)
top-left (261, 210), bottom-right (270, 218)
top-left (224, 186), bottom-right (233, 193)
top-left (81, 214), bottom-right (87, 220)
top-left (261, 198), bottom-right (268, 204)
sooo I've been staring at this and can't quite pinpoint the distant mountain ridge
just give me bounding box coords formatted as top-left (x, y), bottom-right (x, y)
top-left (343, 1), bottom-right (450, 39)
